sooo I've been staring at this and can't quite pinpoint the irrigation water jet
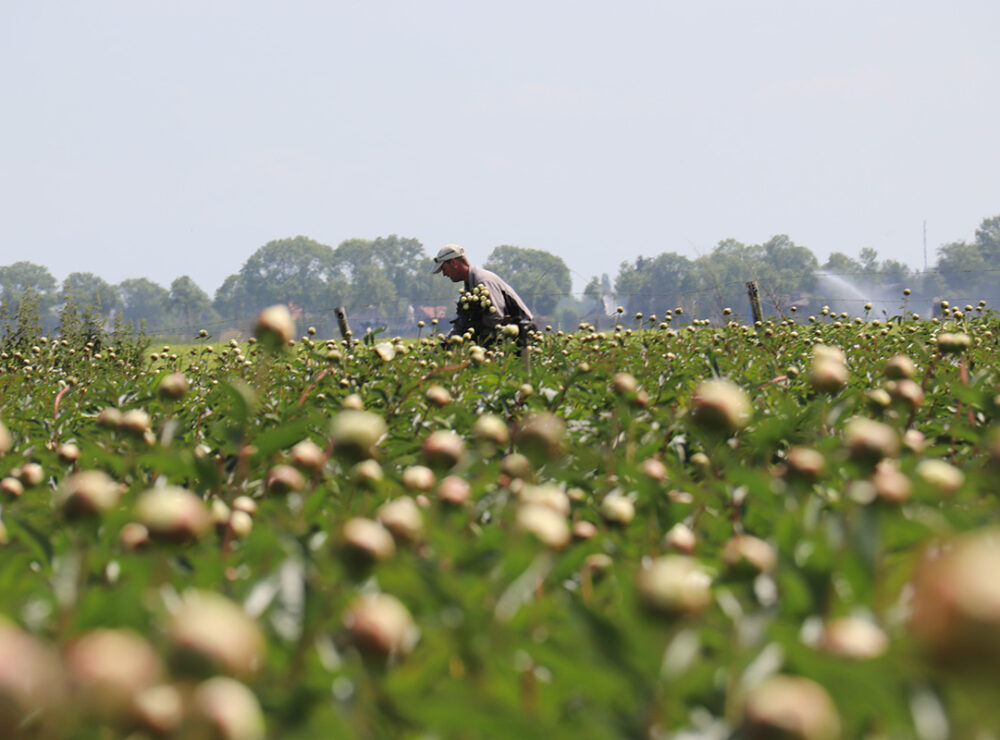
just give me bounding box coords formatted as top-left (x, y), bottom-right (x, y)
top-left (813, 271), bottom-right (899, 319)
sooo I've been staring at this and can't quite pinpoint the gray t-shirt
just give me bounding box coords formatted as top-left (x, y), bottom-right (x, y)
top-left (451, 265), bottom-right (533, 337)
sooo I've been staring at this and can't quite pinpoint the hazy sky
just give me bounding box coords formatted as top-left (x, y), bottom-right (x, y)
top-left (2, 1), bottom-right (998, 296)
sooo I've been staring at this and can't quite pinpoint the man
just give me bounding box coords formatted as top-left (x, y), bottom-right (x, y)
top-left (432, 244), bottom-right (535, 343)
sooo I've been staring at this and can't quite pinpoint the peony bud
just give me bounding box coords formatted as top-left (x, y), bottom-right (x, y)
top-left (612, 372), bottom-right (638, 396)
top-left (722, 534), bottom-right (777, 574)
top-left (501, 452), bottom-right (534, 480)
top-left (915, 458), bottom-right (964, 495)
top-left (19, 462), bottom-right (44, 487)
top-left (64, 629), bottom-right (163, 721)
top-left (425, 384), bottom-right (453, 407)
top-left (352, 458), bottom-right (384, 484)
top-left (158, 372), bottom-right (188, 400)
top-left (120, 522), bottom-right (150, 550)
top-left (472, 414), bottom-right (509, 446)
top-left (785, 446), bottom-right (826, 481)
top-left (345, 593), bottom-right (419, 658)
top-left (871, 460), bottom-right (912, 503)
top-left (820, 617), bottom-right (889, 660)
top-left (264, 464), bottom-right (306, 494)
top-left (290, 439), bottom-right (326, 471)
top-left (229, 510), bottom-right (254, 539)
top-left (121, 409), bottom-right (152, 437)
top-left (401, 465), bottom-right (435, 492)
top-left (936, 332), bottom-right (971, 354)
top-left (884, 355), bottom-right (916, 380)
top-left (519, 484), bottom-right (571, 517)
top-left (599, 493), bottom-right (635, 525)
top-left (232, 496), bottom-right (258, 516)
top-left (636, 556), bottom-right (712, 616)
top-left (191, 676), bottom-right (266, 740)
top-left (664, 523), bottom-right (697, 554)
top-left (376, 497), bottom-right (424, 542)
top-left (0, 620), bottom-right (65, 733)
top-left (516, 503), bottom-right (570, 549)
top-left (422, 430), bottom-right (466, 469)
top-left (809, 345), bottom-right (849, 394)
top-left (887, 378), bottom-right (923, 410)
top-left (168, 590), bottom-right (265, 677)
top-left (572, 520), bottom-right (598, 540)
top-left (1, 477), bottom-right (23, 498)
top-left (844, 417), bottom-right (899, 464)
top-left (910, 529), bottom-right (1000, 668)
top-left (516, 412), bottom-right (566, 462)
top-left (640, 457), bottom-right (667, 481)
top-left (96, 407), bottom-right (123, 429)
top-left (437, 475), bottom-right (471, 505)
top-left (342, 393), bottom-right (364, 410)
top-left (133, 486), bottom-right (211, 542)
top-left (742, 675), bottom-right (840, 739)
top-left (133, 684), bottom-right (183, 735)
top-left (330, 410), bottom-right (387, 461)
top-left (689, 379), bottom-right (751, 435)
top-left (55, 470), bottom-right (120, 517)
top-left (255, 304), bottom-right (295, 349)
top-left (57, 442), bottom-right (81, 463)
top-left (340, 518), bottom-right (393, 564)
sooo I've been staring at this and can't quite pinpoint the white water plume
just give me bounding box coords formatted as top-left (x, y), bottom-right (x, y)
top-left (812, 271), bottom-right (900, 319)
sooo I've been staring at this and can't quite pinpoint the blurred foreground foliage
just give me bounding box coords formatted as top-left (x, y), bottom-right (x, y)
top-left (1, 303), bottom-right (1000, 738)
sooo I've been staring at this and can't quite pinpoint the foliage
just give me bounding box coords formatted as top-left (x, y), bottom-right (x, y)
top-left (0, 261), bottom-right (59, 314)
top-left (218, 236), bottom-right (342, 321)
top-left (485, 245), bottom-right (571, 317)
top-left (61, 271), bottom-right (121, 314)
top-left (614, 252), bottom-right (699, 318)
top-left (119, 277), bottom-right (170, 329)
top-left (1, 298), bottom-right (1000, 737)
top-left (168, 275), bottom-right (216, 334)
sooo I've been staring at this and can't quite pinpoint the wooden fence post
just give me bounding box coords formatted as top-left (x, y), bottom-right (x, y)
top-left (335, 307), bottom-right (353, 348)
top-left (746, 281), bottom-right (763, 325)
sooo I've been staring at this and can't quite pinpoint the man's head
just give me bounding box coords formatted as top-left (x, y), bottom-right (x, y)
top-left (432, 244), bottom-right (470, 283)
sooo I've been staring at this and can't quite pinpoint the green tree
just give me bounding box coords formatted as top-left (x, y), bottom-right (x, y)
top-left (237, 236), bottom-right (342, 315)
top-left (974, 214), bottom-right (1000, 264)
top-left (758, 235), bottom-right (818, 312)
top-left (0, 262), bottom-right (59, 328)
top-left (878, 259), bottom-right (912, 285)
top-left (213, 274), bottom-right (248, 322)
top-left (932, 214), bottom-right (1000, 303)
top-left (483, 245), bottom-right (571, 317)
top-left (332, 239), bottom-right (399, 312)
top-left (370, 235), bottom-right (432, 303)
top-left (168, 276), bottom-right (215, 334)
top-left (936, 240), bottom-right (988, 298)
top-left (0, 261), bottom-right (58, 306)
top-left (615, 253), bottom-right (699, 318)
top-left (822, 252), bottom-right (863, 275)
top-left (119, 278), bottom-right (169, 328)
top-left (859, 247), bottom-right (879, 272)
top-left (583, 276), bottom-right (604, 306)
top-left (694, 239), bottom-right (763, 318)
top-left (332, 236), bottom-right (458, 322)
top-left (61, 272), bottom-right (121, 313)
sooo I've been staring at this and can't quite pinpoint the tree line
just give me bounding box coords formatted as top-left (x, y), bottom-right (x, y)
top-left (1, 213), bottom-right (998, 339)
top-left (606, 213), bottom-right (1000, 322)
top-left (0, 236), bottom-right (573, 339)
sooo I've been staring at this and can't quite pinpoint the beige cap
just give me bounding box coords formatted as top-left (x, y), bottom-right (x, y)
top-left (432, 244), bottom-right (466, 273)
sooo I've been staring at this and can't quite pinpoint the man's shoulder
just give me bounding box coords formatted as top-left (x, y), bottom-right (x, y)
top-left (469, 265), bottom-right (503, 284)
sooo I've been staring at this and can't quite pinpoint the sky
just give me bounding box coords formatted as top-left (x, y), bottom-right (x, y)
top-left (2, 1), bottom-right (998, 296)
